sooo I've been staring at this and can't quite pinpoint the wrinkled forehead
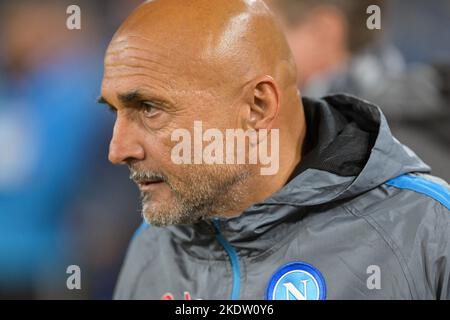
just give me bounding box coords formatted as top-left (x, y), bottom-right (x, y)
top-left (102, 33), bottom-right (243, 104)
top-left (102, 33), bottom-right (205, 99)
top-left (104, 34), bottom-right (184, 75)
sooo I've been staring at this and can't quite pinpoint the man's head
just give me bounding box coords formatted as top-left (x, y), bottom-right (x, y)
top-left (100, 0), bottom-right (305, 227)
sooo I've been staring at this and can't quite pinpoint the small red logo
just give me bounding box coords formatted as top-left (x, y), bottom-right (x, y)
top-left (161, 291), bottom-right (193, 300)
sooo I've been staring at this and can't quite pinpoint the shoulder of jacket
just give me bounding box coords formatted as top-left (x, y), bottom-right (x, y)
top-left (384, 173), bottom-right (449, 210)
top-left (347, 173), bottom-right (449, 219)
top-left (343, 173), bottom-right (449, 298)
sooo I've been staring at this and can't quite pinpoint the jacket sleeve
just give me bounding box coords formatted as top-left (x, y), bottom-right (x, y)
top-left (410, 201), bottom-right (450, 300)
top-left (433, 203), bottom-right (450, 300)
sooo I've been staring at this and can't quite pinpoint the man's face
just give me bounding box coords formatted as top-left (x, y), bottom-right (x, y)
top-left (100, 35), bottom-right (251, 227)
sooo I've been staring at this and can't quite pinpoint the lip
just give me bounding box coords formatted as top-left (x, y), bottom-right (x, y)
top-left (136, 181), bottom-right (165, 192)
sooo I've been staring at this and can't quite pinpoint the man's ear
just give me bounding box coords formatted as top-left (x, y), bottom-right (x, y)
top-left (247, 75), bottom-right (280, 130)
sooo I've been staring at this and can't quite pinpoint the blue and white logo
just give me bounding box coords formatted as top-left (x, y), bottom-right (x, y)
top-left (266, 262), bottom-right (326, 300)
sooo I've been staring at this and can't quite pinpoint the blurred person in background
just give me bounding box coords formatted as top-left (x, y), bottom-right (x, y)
top-left (267, 0), bottom-right (450, 181)
top-left (0, 0), bottom-right (141, 299)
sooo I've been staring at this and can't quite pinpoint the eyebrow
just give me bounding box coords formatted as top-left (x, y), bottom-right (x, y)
top-left (118, 90), bottom-right (146, 104)
top-left (97, 89), bottom-right (172, 110)
top-left (96, 91), bottom-right (144, 109)
top-left (96, 90), bottom-right (145, 106)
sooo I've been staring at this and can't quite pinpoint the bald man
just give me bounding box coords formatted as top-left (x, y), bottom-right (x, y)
top-left (99, 0), bottom-right (450, 300)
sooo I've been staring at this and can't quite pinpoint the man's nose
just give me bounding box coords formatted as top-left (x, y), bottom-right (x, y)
top-left (108, 115), bottom-right (145, 165)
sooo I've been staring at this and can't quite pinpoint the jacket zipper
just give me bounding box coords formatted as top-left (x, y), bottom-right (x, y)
top-left (212, 218), bottom-right (241, 300)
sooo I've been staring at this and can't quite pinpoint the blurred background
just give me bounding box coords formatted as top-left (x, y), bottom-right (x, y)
top-left (0, 0), bottom-right (448, 299)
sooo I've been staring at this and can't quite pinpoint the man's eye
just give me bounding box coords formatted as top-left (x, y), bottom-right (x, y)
top-left (141, 101), bottom-right (160, 117)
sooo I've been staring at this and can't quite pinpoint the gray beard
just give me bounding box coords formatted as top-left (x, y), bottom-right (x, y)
top-left (140, 169), bottom-right (251, 227)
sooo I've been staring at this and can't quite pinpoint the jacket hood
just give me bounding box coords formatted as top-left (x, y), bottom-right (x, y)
top-left (267, 93), bottom-right (430, 207)
top-left (166, 94), bottom-right (430, 254)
